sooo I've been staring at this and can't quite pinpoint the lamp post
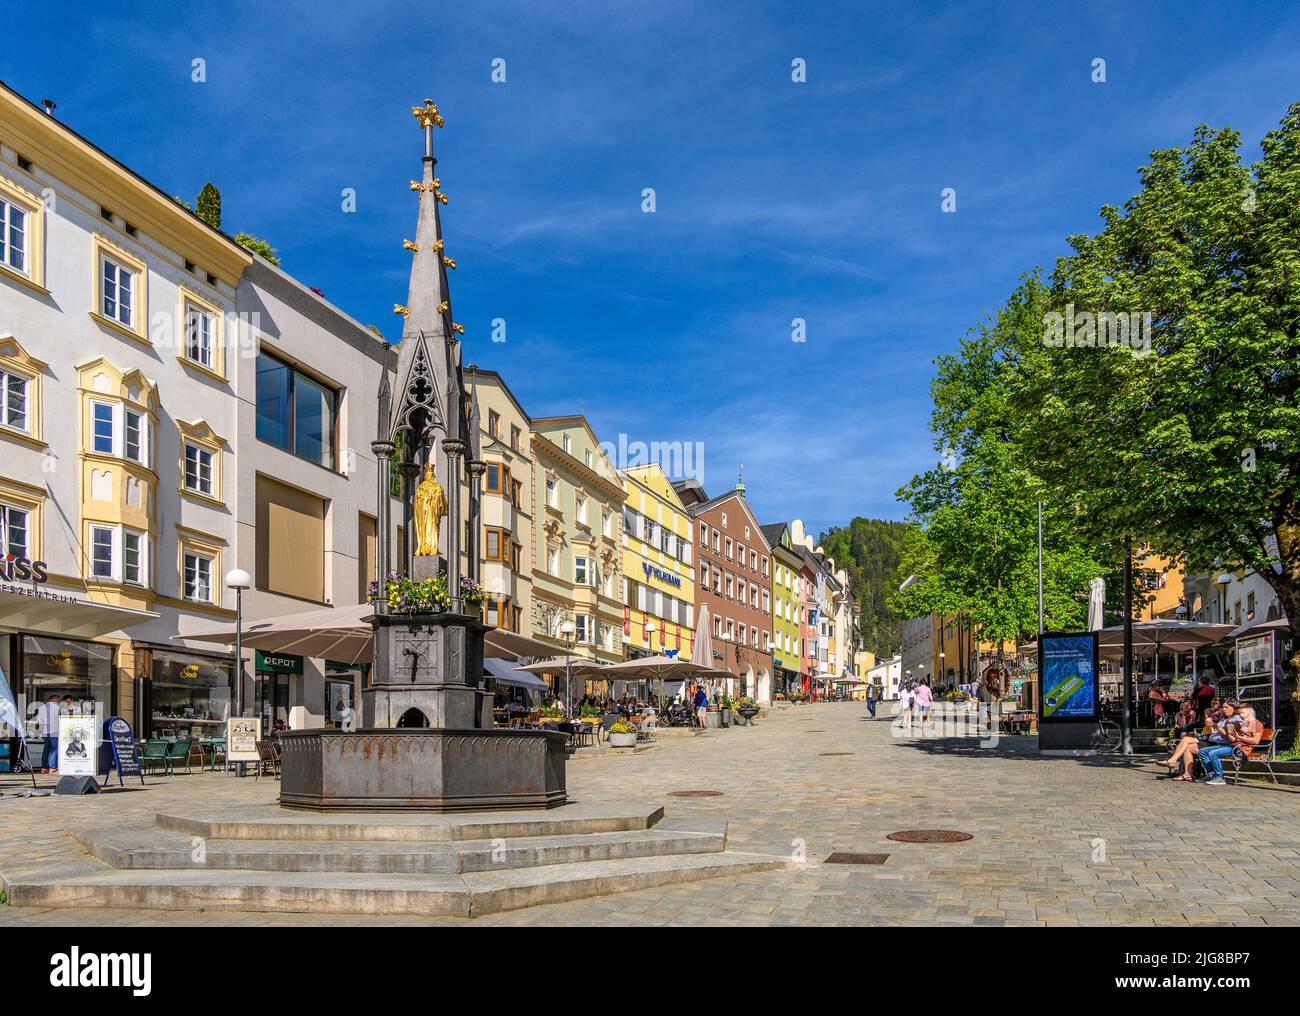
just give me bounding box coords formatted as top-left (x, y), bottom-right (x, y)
top-left (939, 651), bottom-right (945, 689)
top-left (559, 620), bottom-right (576, 717)
top-left (644, 621), bottom-right (658, 704)
top-left (1217, 572), bottom-right (1234, 625)
top-left (225, 568), bottom-right (252, 776)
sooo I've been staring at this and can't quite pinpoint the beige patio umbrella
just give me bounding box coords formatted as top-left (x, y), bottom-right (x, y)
top-left (518, 656), bottom-right (606, 714)
top-left (184, 603), bottom-right (568, 665)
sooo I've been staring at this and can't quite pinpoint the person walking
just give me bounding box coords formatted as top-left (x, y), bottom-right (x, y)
top-left (915, 679), bottom-right (933, 736)
top-left (693, 683), bottom-right (709, 729)
top-left (866, 680), bottom-right (877, 719)
top-left (898, 682), bottom-right (916, 735)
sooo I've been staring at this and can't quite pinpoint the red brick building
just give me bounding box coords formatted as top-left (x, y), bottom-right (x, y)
top-left (674, 478), bottom-right (775, 703)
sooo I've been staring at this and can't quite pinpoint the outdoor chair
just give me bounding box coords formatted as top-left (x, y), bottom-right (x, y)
top-left (163, 738), bottom-right (193, 776)
top-left (140, 739), bottom-right (169, 776)
top-left (254, 740), bottom-right (281, 780)
top-left (1231, 727), bottom-right (1280, 785)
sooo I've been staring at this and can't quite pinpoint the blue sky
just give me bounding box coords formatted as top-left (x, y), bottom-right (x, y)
top-left (6, 1), bottom-right (1300, 536)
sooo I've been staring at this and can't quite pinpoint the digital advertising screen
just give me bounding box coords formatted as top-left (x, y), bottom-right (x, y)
top-left (1038, 632), bottom-right (1098, 722)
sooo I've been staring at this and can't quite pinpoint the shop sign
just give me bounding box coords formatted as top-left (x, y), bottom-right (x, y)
top-left (255, 650), bottom-right (303, 675)
top-left (226, 716), bottom-right (262, 762)
top-left (641, 562), bottom-right (682, 588)
top-left (1, 554), bottom-right (49, 583)
top-left (57, 715), bottom-right (98, 777)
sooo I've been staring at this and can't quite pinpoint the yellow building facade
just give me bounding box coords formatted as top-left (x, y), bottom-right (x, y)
top-left (619, 464), bottom-right (695, 660)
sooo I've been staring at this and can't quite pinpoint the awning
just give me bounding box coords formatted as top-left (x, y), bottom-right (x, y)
top-left (0, 585), bottom-right (158, 639)
top-left (484, 658), bottom-right (548, 690)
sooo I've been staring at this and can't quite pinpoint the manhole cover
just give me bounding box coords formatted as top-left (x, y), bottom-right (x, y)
top-left (668, 790), bottom-right (723, 798)
top-left (824, 852), bottom-right (889, 865)
top-left (886, 830), bottom-right (973, 843)
top-left (819, 752), bottom-right (853, 756)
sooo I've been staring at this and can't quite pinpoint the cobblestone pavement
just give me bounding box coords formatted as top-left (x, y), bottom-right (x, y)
top-left (2, 702), bottom-right (1298, 926)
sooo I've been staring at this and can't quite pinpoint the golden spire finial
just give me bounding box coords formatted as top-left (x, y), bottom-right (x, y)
top-left (403, 239), bottom-right (419, 252)
top-left (412, 99), bottom-right (445, 129)
top-left (409, 180), bottom-right (424, 192)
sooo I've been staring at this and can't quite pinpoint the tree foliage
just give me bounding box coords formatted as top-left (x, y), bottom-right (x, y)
top-left (818, 518), bottom-right (909, 658)
top-left (196, 182), bottom-right (222, 230)
top-left (234, 231), bottom-right (279, 267)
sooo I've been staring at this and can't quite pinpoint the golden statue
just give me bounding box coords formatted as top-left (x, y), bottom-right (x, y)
top-left (413, 462), bottom-right (447, 556)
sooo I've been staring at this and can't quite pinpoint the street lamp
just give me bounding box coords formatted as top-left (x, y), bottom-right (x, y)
top-left (225, 568), bottom-right (251, 776)
top-left (644, 621), bottom-right (658, 703)
top-left (1217, 573), bottom-right (1234, 625)
top-left (559, 620), bottom-right (576, 717)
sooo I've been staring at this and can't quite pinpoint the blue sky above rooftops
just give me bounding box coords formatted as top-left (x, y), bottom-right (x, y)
top-left (6, 0), bottom-right (1300, 536)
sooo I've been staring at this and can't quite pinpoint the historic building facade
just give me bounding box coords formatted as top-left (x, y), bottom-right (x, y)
top-left (619, 463), bottom-right (694, 661)
top-left (529, 416), bottom-right (624, 664)
top-left (675, 477), bottom-right (774, 702)
top-left (762, 522), bottom-right (805, 699)
top-left (461, 367), bottom-right (533, 634)
top-left (0, 82), bottom-right (395, 750)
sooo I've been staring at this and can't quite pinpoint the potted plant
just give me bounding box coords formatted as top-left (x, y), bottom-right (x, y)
top-left (607, 720), bottom-right (638, 747)
top-left (735, 696), bottom-right (760, 724)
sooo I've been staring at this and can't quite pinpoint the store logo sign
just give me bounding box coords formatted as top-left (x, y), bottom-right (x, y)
top-left (642, 562), bottom-right (682, 588)
top-left (2, 553), bottom-right (48, 582)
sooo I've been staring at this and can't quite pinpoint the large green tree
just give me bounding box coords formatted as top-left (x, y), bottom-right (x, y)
top-left (1012, 105), bottom-right (1300, 678)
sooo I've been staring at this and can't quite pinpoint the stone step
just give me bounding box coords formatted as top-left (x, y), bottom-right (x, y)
top-left (4, 850), bottom-right (788, 917)
top-left (154, 801), bottom-right (664, 843)
top-left (70, 821), bottom-right (728, 874)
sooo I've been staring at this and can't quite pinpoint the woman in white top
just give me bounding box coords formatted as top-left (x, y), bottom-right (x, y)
top-left (898, 684), bottom-right (915, 734)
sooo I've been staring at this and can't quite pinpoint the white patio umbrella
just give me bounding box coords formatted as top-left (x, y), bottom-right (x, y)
top-left (1087, 577), bottom-right (1106, 631)
top-left (517, 655), bottom-right (605, 713)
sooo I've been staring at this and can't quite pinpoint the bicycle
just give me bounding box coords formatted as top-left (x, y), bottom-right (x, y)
top-left (1095, 716), bottom-right (1122, 752)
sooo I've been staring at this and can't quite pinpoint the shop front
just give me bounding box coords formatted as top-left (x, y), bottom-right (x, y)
top-left (135, 644), bottom-right (235, 741)
top-left (255, 650), bottom-right (300, 734)
top-left (0, 585), bottom-right (159, 771)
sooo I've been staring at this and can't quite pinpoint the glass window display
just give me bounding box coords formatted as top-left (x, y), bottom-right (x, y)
top-left (149, 649), bottom-right (233, 740)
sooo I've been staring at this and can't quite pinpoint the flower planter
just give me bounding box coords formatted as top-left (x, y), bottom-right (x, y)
top-left (608, 732), bottom-right (638, 748)
top-left (736, 705), bottom-right (759, 726)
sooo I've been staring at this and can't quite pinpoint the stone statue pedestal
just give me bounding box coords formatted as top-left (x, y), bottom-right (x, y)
top-left (280, 609), bottom-right (568, 813)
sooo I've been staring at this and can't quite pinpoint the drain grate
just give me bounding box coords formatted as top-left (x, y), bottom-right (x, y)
top-left (668, 790), bottom-right (723, 798)
top-left (886, 830), bottom-right (973, 843)
top-left (819, 752), bottom-right (853, 756)
top-left (825, 852), bottom-right (889, 865)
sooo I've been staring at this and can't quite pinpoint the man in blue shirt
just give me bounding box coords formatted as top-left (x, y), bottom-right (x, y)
top-left (693, 685), bottom-right (708, 728)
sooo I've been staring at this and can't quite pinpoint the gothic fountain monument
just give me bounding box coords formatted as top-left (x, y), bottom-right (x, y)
top-left (279, 101), bottom-right (567, 812)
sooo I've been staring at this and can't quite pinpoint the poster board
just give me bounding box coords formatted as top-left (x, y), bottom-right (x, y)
top-left (1037, 631), bottom-right (1099, 752)
top-left (57, 715), bottom-right (98, 776)
top-left (226, 716), bottom-right (262, 763)
top-left (104, 716), bottom-right (144, 786)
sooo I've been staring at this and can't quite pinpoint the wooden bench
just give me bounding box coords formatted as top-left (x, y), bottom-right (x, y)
top-left (1230, 727), bottom-right (1280, 785)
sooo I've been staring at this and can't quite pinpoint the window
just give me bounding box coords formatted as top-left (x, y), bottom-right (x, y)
top-left (713, 532), bottom-right (720, 553)
top-left (584, 449), bottom-right (593, 468)
top-left (255, 352), bottom-right (337, 469)
top-left (725, 574), bottom-right (733, 599)
top-left (751, 550), bottom-right (758, 570)
top-left (737, 543), bottom-right (745, 565)
top-left (183, 443), bottom-right (214, 496)
top-left (725, 537), bottom-right (733, 559)
top-left (546, 476), bottom-right (559, 509)
top-left (510, 424), bottom-right (521, 451)
top-left (488, 410), bottom-right (500, 438)
top-left (574, 556), bottom-right (590, 586)
top-left (185, 304), bottom-right (215, 370)
top-left (0, 369), bottom-right (29, 432)
top-left (91, 525), bottom-right (114, 579)
top-left (562, 434), bottom-right (571, 454)
top-left (699, 522), bottom-right (708, 544)
top-left (726, 620), bottom-right (734, 641)
top-left (547, 547), bottom-right (560, 576)
top-left (602, 568), bottom-right (613, 597)
top-left (183, 551), bottom-right (214, 603)
top-left (102, 256), bottom-right (135, 327)
top-left (91, 402), bottom-right (115, 454)
top-left (485, 528), bottom-right (503, 561)
top-left (575, 614), bottom-right (594, 644)
top-left (485, 462), bottom-right (511, 494)
top-left (510, 479), bottom-right (522, 508)
top-left (713, 616), bottom-right (722, 638)
top-left (124, 410), bottom-right (145, 465)
top-left (603, 511), bottom-right (613, 538)
top-left (1, 504), bottom-right (29, 558)
top-left (762, 589), bottom-right (771, 613)
top-left (575, 495), bottom-right (588, 525)
top-left (123, 531), bottom-right (147, 586)
top-left (0, 196), bottom-right (27, 275)
top-left (255, 475), bottom-right (325, 602)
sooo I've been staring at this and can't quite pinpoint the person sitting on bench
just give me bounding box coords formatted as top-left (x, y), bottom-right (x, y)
top-left (1159, 700), bottom-right (1241, 781)
top-left (1199, 705), bottom-right (1262, 786)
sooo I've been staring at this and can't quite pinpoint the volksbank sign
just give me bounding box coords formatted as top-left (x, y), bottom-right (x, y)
top-left (642, 561), bottom-right (682, 588)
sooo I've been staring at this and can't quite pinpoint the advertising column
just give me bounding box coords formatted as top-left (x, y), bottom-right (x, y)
top-left (1037, 631), bottom-right (1100, 753)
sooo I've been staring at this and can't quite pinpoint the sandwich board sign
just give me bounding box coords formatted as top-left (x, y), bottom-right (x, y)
top-left (104, 716), bottom-right (144, 786)
top-left (226, 716), bottom-right (262, 763)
